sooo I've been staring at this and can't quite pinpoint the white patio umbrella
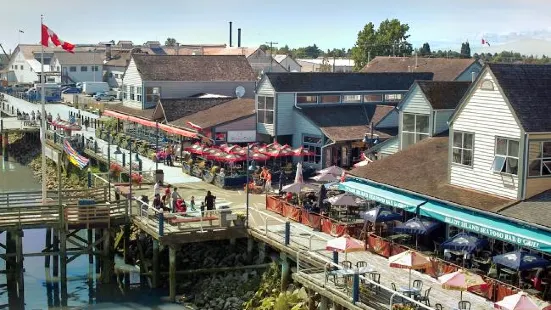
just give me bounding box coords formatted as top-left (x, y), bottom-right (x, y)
top-left (318, 165), bottom-right (344, 176)
top-left (295, 161), bottom-right (304, 183)
top-left (326, 193), bottom-right (359, 206)
top-left (495, 292), bottom-right (541, 310)
top-left (310, 172), bottom-right (340, 182)
top-left (281, 182), bottom-right (317, 194)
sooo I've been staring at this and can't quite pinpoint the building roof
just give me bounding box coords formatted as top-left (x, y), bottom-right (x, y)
top-left (488, 63), bottom-right (551, 133)
top-left (264, 72), bottom-right (434, 93)
top-left (416, 81), bottom-right (471, 110)
top-left (299, 104), bottom-right (397, 142)
top-left (53, 51), bottom-right (104, 65)
top-left (159, 98), bottom-right (232, 122)
top-left (203, 47), bottom-right (261, 58)
top-left (106, 104), bottom-right (157, 120)
top-left (170, 98), bottom-right (255, 129)
top-left (349, 136), bottom-right (514, 211)
top-left (132, 54), bottom-right (256, 82)
top-left (498, 190), bottom-right (551, 228)
top-left (362, 57), bottom-right (479, 81)
top-left (297, 58), bottom-right (355, 67)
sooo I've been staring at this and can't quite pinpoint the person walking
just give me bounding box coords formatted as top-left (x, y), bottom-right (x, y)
top-left (189, 196), bottom-right (196, 211)
top-left (84, 118), bottom-right (89, 131)
top-left (163, 184), bottom-right (172, 207)
top-left (264, 169), bottom-right (273, 193)
top-left (204, 191), bottom-right (216, 216)
top-left (171, 187), bottom-right (182, 212)
top-left (153, 180), bottom-right (161, 199)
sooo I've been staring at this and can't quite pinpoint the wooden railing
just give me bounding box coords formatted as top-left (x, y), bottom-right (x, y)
top-left (0, 187), bottom-right (108, 207)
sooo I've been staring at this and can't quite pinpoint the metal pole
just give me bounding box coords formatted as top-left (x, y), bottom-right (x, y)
top-left (246, 144), bottom-right (250, 227)
top-left (107, 132), bottom-right (111, 201)
top-left (129, 139), bottom-right (132, 215)
top-left (40, 15), bottom-right (47, 203)
top-left (155, 121), bottom-right (159, 171)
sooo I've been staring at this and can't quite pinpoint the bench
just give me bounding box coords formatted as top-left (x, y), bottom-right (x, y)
top-left (169, 216), bottom-right (218, 229)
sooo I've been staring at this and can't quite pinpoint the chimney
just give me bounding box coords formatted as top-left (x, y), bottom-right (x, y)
top-left (175, 42), bottom-right (180, 55)
top-left (229, 22), bottom-right (233, 47)
top-left (238, 28), bottom-right (242, 47)
top-left (105, 43), bottom-right (112, 60)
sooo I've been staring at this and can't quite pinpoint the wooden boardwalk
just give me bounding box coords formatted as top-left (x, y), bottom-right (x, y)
top-left (0, 118), bottom-right (40, 133)
top-left (248, 209), bottom-right (499, 310)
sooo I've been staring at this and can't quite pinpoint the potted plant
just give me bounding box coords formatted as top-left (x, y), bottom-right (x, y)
top-left (233, 211), bottom-right (246, 227)
top-left (110, 163), bottom-right (122, 178)
top-left (131, 173), bottom-right (143, 188)
top-left (392, 304), bottom-right (416, 310)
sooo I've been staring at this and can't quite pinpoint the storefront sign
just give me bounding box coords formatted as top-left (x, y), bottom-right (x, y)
top-left (443, 216), bottom-right (542, 249)
top-left (227, 130), bottom-right (256, 143)
top-left (345, 187), bottom-right (417, 211)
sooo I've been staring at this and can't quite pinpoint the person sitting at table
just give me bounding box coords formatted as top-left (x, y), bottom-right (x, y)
top-left (285, 192), bottom-right (292, 203)
top-left (532, 268), bottom-right (545, 290)
top-left (175, 199), bottom-right (187, 213)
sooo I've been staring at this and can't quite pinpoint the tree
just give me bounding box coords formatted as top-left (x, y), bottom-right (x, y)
top-left (351, 19), bottom-right (413, 71)
top-left (278, 45), bottom-right (290, 55)
top-left (319, 56), bottom-right (332, 72)
top-left (419, 42), bottom-right (431, 56)
top-left (460, 42), bottom-right (471, 58)
top-left (165, 38), bottom-right (177, 47)
top-left (259, 44), bottom-right (269, 52)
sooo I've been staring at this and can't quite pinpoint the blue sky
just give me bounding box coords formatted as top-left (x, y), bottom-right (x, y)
top-left (2, 0), bottom-right (551, 52)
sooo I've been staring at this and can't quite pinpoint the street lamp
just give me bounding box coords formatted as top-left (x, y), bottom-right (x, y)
top-left (128, 139), bottom-right (133, 216)
top-left (245, 145), bottom-right (256, 228)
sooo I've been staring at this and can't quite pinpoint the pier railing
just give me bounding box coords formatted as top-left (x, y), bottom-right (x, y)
top-left (0, 187), bottom-right (109, 207)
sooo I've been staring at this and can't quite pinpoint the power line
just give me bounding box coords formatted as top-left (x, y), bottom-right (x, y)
top-left (265, 41), bottom-right (278, 72)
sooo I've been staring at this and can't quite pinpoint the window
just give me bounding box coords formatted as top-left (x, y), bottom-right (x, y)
top-left (145, 87), bottom-right (160, 104)
top-left (81, 66), bottom-right (88, 72)
top-left (109, 73), bottom-right (113, 78)
top-left (257, 96), bottom-right (274, 124)
top-left (20, 65), bottom-right (24, 70)
top-left (296, 94), bottom-right (318, 104)
top-left (401, 113), bottom-right (429, 149)
top-left (492, 138), bottom-right (519, 175)
top-left (215, 133), bottom-right (227, 142)
top-left (319, 95), bottom-right (340, 104)
top-left (69, 66), bottom-right (77, 72)
top-left (57, 66), bottom-right (60, 71)
top-left (363, 94), bottom-right (383, 102)
top-left (528, 141), bottom-right (551, 177)
top-left (92, 66), bottom-right (99, 72)
top-left (136, 86), bottom-right (142, 102)
top-left (342, 95), bottom-right (361, 103)
top-left (129, 86), bottom-right (135, 100)
top-left (384, 93), bottom-right (403, 102)
top-left (452, 132), bottom-right (474, 166)
top-left (480, 79), bottom-right (494, 91)
top-left (303, 135), bottom-right (322, 164)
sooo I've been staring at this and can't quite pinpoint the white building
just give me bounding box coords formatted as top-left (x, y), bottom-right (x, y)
top-left (297, 58), bottom-right (355, 72)
top-left (1, 44), bottom-right (55, 84)
top-left (273, 54), bottom-right (301, 72)
top-left (51, 51), bottom-right (104, 84)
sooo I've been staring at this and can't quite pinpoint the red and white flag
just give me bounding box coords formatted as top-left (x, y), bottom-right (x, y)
top-left (481, 38), bottom-right (491, 47)
top-left (186, 121), bottom-right (202, 131)
top-left (41, 24), bottom-right (75, 53)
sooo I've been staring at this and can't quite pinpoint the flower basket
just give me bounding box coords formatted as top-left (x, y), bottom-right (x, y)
top-left (392, 304), bottom-right (416, 310)
top-left (233, 211), bottom-right (246, 227)
top-left (110, 163), bottom-right (122, 177)
top-left (131, 173), bottom-right (143, 188)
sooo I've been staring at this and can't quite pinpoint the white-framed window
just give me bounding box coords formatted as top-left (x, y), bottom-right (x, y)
top-left (296, 94), bottom-right (318, 104)
top-left (452, 131), bottom-right (474, 166)
top-left (20, 65), bottom-right (23, 70)
top-left (145, 87), bottom-right (160, 104)
top-left (363, 94), bottom-right (383, 102)
top-left (528, 141), bottom-right (551, 177)
top-left (480, 79), bottom-right (494, 91)
top-left (401, 113), bottom-right (429, 149)
top-left (129, 86), bottom-right (135, 100)
top-left (303, 135), bottom-right (322, 164)
top-left (257, 96), bottom-right (274, 124)
top-left (342, 95), bottom-right (362, 103)
top-left (492, 137), bottom-right (519, 175)
top-left (81, 66), bottom-right (88, 72)
top-left (92, 66), bottom-right (99, 72)
top-left (319, 94), bottom-right (340, 104)
top-left (136, 86), bottom-right (142, 102)
top-left (385, 93), bottom-right (402, 102)
top-left (69, 66), bottom-right (77, 72)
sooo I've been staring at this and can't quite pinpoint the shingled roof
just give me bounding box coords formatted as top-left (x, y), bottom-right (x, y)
top-left (416, 81), bottom-right (471, 110)
top-left (170, 98), bottom-right (255, 129)
top-left (132, 54), bottom-right (256, 82)
top-left (349, 136), bottom-right (514, 212)
top-left (362, 57), bottom-right (479, 81)
top-left (299, 104), bottom-right (397, 142)
top-left (265, 72), bottom-right (434, 92)
top-left (499, 190), bottom-right (551, 228)
top-left (53, 51), bottom-right (104, 65)
top-left (158, 98), bottom-right (232, 122)
top-left (488, 63), bottom-right (551, 133)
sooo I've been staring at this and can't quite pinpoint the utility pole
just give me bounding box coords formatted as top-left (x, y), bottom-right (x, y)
top-left (265, 41), bottom-right (278, 72)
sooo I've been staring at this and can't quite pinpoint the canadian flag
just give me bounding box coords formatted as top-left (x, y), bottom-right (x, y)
top-left (41, 24), bottom-right (75, 53)
top-left (481, 39), bottom-right (491, 47)
top-left (186, 121), bottom-right (202, 131)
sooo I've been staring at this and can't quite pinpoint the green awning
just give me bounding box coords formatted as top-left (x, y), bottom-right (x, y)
top-left (339, 181), bottom-right (426, 212)
top-left (420, 202), bottom-right (551, 254)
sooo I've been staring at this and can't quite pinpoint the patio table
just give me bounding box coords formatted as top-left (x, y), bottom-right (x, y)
top-left (399, 286), bottom-right (421, 297)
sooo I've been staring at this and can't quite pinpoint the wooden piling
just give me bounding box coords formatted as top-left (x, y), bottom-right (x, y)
top-left (52, 230), bottom-right (59, 277)
top-left (280, 252), bottom-right (290, 292)
top-left (87, 229), bottom-right (93, 278)
top-left (101, 228), bottom-right (113, 284)
top-left (45, 228), bottom-right (51, 270)
top-left (169, 246), bottom-right (176, 302)
top-left (123, 225), bottom-right (130, 264)
top-left (15, 230), bottom-right (23, 293)
top-left (59, 229), bottom-right (67, 306)
top-left (2, 133), bottom-right (8, 160)
top-left (152, 239), bottom-right (160, 288)
top-left (95, 229), bottom-right (102, 274)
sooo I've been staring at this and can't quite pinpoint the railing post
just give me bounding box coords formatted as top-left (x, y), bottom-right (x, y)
top-left (333, 251), bottom-right (339, 264)
top-left (94, 141), bottom-right (98, 153)
top-left (284, 221), bottom-right (290, 246)
top-left (352, 272), bottom-right (360, 303)
top-left (87, 171), bottom-right (92, 188)
top-left (158, 212), bottom-right (164, 236)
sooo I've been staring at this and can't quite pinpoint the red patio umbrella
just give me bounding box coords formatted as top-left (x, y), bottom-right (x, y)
top-left (263, 147), bottom-right (294, 158)
top-left (206, 150), bottom-right (227, 161)
top-left (185, 143), bottom-right (205, 154)
top-left (200, 147), bottom-right (219, 157)
top-left (219, 143), bottom-right (230, 152)
top-left (218, 153), bottom-right (245, 163)
top-left (292, 146), bottom-right (315, 157)
top-left (249, 152), bottom-right (270, 161)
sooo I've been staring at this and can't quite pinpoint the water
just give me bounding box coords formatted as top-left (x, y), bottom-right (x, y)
top-left (0, 156), bottom-right (180, 309)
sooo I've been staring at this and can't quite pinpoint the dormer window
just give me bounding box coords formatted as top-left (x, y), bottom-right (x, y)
top-left (492, 137), bottom-right (519, 175)
top-left (528, 141), bottom-right (551, 177)
top-left (480, 79), bottom-right (494, 91)
top-left (401, 113), bottom-right (429, 149)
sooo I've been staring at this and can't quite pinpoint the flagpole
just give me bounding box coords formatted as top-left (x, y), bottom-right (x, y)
top-left (40, 14), bottom-right (48, 203)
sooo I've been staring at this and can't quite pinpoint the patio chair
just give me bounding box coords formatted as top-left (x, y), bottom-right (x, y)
top-left (341, 260), bottom-right (353, 269)
top-left (413, 280), bottom-right (423, 291)
top-left (416, 287), bottom-right (431, 306)
top-left (458, 300), bottom-right (471, 310)
top-left (434, 303), bottom-right (443, 310)
top-left (391, 283), bottom-right (404, 303)
top-left (369, 272), bottom-right (381, 292)
top-left (356, 261), bottom-right (368, 268)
